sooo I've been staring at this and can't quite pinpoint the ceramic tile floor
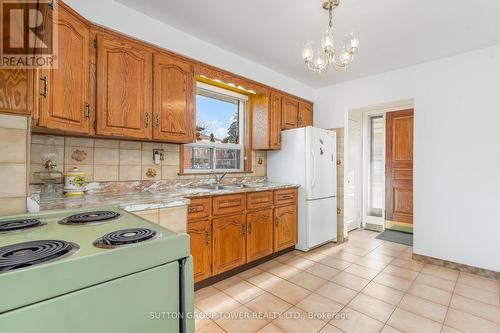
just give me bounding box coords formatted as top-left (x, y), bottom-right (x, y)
top-left (194, 229), bottom-right (500, 333)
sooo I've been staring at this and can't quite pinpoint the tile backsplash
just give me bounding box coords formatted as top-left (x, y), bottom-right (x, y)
top-left (30, 135), bottom-right (267, 184)
top-left (0, 114), bottom-right (29, 215)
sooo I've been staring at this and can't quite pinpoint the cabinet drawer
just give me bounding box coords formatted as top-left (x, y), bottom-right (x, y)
top-left (247, 191), bottom-right (273, 210)
top-left (274, 188), bottom-right (297, 206)
top-left (188, 197), bottom-right (211, 220)
top-left (213, 194), bottom-right (246, 216)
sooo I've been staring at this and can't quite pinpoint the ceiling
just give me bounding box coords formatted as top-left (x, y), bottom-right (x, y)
top-left (115, 0), bottom-right (500, 88)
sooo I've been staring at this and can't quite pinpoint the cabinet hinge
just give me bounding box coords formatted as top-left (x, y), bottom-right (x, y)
top-left (93, 38), bottom-right (97, 48)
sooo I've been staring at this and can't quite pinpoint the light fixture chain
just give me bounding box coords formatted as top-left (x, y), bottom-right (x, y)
top-left (329, 7), bottom-right (333, 28)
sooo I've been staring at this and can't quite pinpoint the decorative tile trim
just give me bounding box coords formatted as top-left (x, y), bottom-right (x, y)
top-left (413, 253), bottom-right (500, 281)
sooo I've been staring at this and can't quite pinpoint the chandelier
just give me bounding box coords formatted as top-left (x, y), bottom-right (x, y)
top-left (302, 0), bottom-right (359, 74)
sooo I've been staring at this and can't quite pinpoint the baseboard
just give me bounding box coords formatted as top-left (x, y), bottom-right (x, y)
top-left (413, 253), bottom-right (500, 281)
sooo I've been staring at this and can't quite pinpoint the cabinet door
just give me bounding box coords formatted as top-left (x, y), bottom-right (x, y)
top-left (274, 205), bottom-right (297, 252)
top-left (298, 102), bottom-right (313, 128)
top-left (269, 92), bottom-right (282, 149)
top-left (38, 4), bottom-right (91, 133)
top-left (247, 209), bottom-right (273, 262)
top-left (0, 69), bottom-right (37, 116)
top-left (96, 33), bottom-right (152, 139)
top-left (281, 96), bottom-right (299, 130)
top-left (153, 52), bottom-right (195, 143)
top-left (212, 214), bottom-right (246, 275)
top-left (188, 219), bottom-right (212, 283)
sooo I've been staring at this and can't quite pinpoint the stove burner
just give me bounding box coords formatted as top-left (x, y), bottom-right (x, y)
top-left (94, 228), bottom-right (157, 248)
top-left (59, 211), bottom-right (121, 225)
top-left (0, 240), bottom-right (78, 273)
top-left (0, 219), bottom-right (45, 233)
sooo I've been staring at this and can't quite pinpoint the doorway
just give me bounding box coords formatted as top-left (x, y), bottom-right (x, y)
top-left (345, 100), bottom-right (414, 235)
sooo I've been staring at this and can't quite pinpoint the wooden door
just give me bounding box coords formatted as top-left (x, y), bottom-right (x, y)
top-left (188, 219), bottom-right (212, 283)
top-left (274, 205), bottom-right (297, 252)
top-left (281, 96), bottom-right (298, 129)
top-left (247, 209), bottom-right (274, 262)
top-left (269, 92), bottom-right (282, 149)
top-left (298, 102), bottom-right (313, 127)
top-left (386, 109), bottom-right (414, 229)
top-left (212, 214), bottom-right (246, 275)
top-left (38, 4), bottom-right (91, 133)
top-left (153, 52), bottom-right (195, 143)
top-left (96, 33), bottom-right (152, 139)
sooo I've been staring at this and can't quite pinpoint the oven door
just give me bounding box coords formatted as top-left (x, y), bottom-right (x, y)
top-left (0, 259), bottom-right (194, 333)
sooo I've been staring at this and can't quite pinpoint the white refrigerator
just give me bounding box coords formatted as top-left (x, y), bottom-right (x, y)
top-left (268, 126), bottom-right (337, 251)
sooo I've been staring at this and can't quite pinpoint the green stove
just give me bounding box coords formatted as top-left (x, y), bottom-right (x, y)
top-left (0, 206), bottom-right (194, 333)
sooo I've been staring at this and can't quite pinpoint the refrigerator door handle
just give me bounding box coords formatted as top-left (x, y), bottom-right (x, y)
top-left (311, 149), bottom-right (317, 189)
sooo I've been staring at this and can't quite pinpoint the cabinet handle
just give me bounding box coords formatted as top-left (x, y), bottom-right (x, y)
top-left (188, 207), bottom-right (198, 213)
top-left (84, 103), bottom-right (90, 118)
top-left (40, 76), bottom-right (47, 98)
top-left (242, 224), bottom-right (246, 236)
top-left (204, 230), bottom-right (209, 246)
top-left (275, 216), bottom-right (279, 227)
top-left (281, 195), bottom-right (293, 200)
top-left (145, 113), bottom-right (150, 128)
top-left (154, 114), bottom-right (159, 128)
top-left (248, 223), bottom-right (252, 234)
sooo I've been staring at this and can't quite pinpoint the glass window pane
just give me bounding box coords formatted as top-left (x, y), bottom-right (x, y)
top-left (196, 94), bottom-right (240, 144)
top-left (369, 116), bottom-right (384, 217)
top-left (183, 146), bottom-right (213, 170)
top-left (215, 148), bottom-right (241, 170)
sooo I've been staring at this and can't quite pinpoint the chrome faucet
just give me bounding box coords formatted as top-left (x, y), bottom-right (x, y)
top-left (212, 171), bottom-right (228, 184)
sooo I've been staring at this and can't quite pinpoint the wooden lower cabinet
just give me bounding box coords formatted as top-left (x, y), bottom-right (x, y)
top-left (188, 190), bottom-right (298, 284)
top-left (247, 209), bottom-right (274, 262)
top-left (274, 205), bottom-right (297, 252)
top-left (188, 219), bottom-right (212, 283)
top-left (212, 214), bottom-right (246, 275)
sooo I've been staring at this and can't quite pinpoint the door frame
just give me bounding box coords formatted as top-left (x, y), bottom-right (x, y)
top-left (345, 99), bottom-right (414, 234)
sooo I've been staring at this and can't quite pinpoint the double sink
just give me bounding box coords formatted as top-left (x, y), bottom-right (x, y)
top-left (192, 183), bottom-right (267, 191)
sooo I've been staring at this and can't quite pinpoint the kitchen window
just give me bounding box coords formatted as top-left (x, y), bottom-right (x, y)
top-left (183, 82), bottom-right (247, 173)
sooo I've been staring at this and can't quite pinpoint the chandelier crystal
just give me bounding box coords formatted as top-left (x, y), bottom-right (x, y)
top-left (303, 0), bottom-right (359, 74)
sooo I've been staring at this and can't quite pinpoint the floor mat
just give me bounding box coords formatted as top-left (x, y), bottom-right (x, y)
top-left (375, 229), bottom-right (413, 246)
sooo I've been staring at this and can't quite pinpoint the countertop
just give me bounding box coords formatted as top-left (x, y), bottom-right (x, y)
top-left (31, 182), bottom-right (299, 213)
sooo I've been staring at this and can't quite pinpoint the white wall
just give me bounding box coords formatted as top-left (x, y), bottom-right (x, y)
top-left (64, 0), bottom-right (315, 101)
top-left (315, 45), bottom-right (500, 272)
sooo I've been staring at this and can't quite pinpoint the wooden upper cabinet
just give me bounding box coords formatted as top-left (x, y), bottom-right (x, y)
top-left (250, 93), bottom-right (271, 150)
top-left (96, 33), bottom-right (152, 140)
top-left (251, 91), bottom-right (282, 150)
top-left (269, 92), bottom-right (283, 148)
top-left (188, 219), bottom-right (212, 283)
top-left (298, 101), bottom-right (313, 128)
top-left (153, 52), bottom-right (195, 143)
top-left (274, 205), bottom-right (297, 252)
top-left (247, 209), bottom-right (274, 262)
top-left (0, 69), bottom-right (37, 116)
top-left (281, 96), bottom-right (299, 130)
top-left (212, 214), bottom-right (246, 275)
top-left (38, 4), bottom-right (91, 133)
